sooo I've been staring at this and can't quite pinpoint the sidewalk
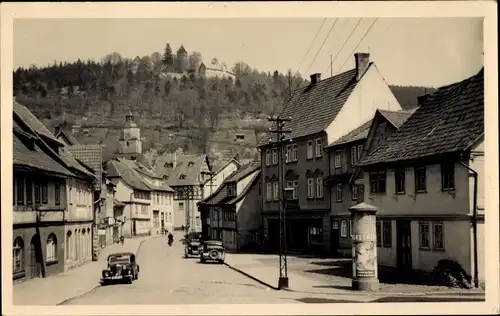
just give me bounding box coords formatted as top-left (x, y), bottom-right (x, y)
top-left (224, 253), bottom-right (486, 298)
top-left (13, 235), bottom-right (156, 306)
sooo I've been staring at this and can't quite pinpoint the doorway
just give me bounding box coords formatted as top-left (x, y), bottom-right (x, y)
top-left (29, 235), bottom-right (42, 279)
top-left (396, 220), bottom-right (412, 271)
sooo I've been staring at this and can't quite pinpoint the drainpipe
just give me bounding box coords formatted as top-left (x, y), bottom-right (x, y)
top-left (129, 192), bottom-right (134, 238)
top-left (459, 160), bottom-right (479, 288)
top-left (326, 146), bottom-right (333, 256)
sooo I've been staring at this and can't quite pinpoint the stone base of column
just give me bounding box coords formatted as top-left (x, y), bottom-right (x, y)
top-left (278, 276), bottom-right (289, 289)
top-left (352, 278), bottom-right (379, 291)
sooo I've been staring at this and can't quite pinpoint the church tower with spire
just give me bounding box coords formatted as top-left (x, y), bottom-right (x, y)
top-left (118, 111), bottom-right (142, 154)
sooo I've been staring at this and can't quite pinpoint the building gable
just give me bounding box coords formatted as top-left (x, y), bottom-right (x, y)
top-left (325, 63), bottom-right (402, 145)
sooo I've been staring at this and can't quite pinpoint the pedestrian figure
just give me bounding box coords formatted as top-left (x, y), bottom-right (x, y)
top-left (168, 232), bottom-right (174, 247)
top-left (120, 236), bottom-right (125, 245)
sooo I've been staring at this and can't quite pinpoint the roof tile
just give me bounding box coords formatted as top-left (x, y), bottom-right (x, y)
top-left (358, 68), bottom-right (484, 166)
top-left (258, 68), bottom-right (359, 146)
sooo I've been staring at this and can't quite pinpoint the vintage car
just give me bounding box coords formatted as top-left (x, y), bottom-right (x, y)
top-left (184, 238), bottom-right (201, 258)
top-left (101, 252), bottom-right (139, 284)
top-left (199, 240), bottom-right (225, 264)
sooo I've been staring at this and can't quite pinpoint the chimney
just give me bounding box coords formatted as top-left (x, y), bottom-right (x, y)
top-left (309, 73), bottom-right (321, 85)
top-left (354, 53), bottom-right (370, 81)
top-left (417, 94), bottom-right (431, 105)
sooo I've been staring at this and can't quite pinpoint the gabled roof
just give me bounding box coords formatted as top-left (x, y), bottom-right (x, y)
top-left (55, 129), bottom-right (80, 145)
top-left (177, 45), bottom-right (187, 54)
top-left (258, 67), bottom-right (364, 146)
top-left (377, 108), bottom-right (417, 129)
top-left (212, 158), bottom-right (241, 176)
top-left (13, 123), bottom-right (75, 177)
top-left (224, 161), bottom-right (261, 183)
top-left (105, 158), bottom-right (175, 192)
top-left (327, 108), bottom-right (417, 149)
top-left (68, 144), bottom-right (104, 186)
top-left (358, 68), bottom-right (484, 166)
top-left (110, 152), bottom-right (152, 169)
top-left (154, 153), bottom-right (210, 186)
top-left (13, 103), bottom-right (94, 180)
top-left (327, 119), bottom-right (372, 148)
top-left (200, 167), bottom-right (261, 206)
top-left (13, 101), bottom-right (62, 144)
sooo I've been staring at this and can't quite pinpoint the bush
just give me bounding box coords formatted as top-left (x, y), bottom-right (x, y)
top-left (431, 259), bottom-right (472, 289)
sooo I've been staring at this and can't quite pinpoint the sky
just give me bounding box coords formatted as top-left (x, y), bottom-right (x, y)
top-left (13, 18), bottom-right (483, 87)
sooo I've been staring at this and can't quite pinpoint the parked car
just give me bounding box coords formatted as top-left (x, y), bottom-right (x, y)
top-left (184, 238), bottom-right (202, 258)
top-left (101, 252), bottom-right (139, 285)
top-left (200, 240), bottom-right (225, 264)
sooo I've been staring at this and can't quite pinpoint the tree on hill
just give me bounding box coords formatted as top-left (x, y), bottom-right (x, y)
top-left (188, 52), bottom-right (202, 71)
top-left (162, 43), bottom-right (174, 69)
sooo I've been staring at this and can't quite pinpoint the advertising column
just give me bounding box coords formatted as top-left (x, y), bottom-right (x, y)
top-left (349, 202), bottom-right (379, 291)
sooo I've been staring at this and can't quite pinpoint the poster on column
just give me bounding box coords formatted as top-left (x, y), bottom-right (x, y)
top-left (353, 240), bottom-right (376, 278)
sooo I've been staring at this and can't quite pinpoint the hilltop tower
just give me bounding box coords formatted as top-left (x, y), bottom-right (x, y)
top-left (118, 111), bottom-right (142, 154)
top-left (176, 45), bottom-right (188, 73)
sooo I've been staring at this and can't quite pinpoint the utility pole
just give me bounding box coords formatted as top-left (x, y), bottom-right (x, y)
top-left (267, 115), bottom-right (292, 289)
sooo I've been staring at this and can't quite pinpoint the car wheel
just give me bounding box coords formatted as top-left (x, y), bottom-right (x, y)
top-left (200, 257), bottom-right (205, 263)
top-left (135, 273), bottom-right (139, 280)
top-left (209, 250), bottom-right (219, 260)
top-left (127, 277), bottom-right (133, 284)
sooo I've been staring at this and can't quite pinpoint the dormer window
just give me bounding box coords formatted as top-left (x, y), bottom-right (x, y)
top-left (227, 183), bottom-right (236, 197)
top-left (179, 174), bottom-right (186, 180)
top-left (164, 162), bottom-right (174, 168)
top-left (163, 175), bottom-right (169, 180)
top-left (188, 161), bottom-right (194, 167)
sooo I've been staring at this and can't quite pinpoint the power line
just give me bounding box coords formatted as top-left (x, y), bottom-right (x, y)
top-left (295, 18), bottom-right (327, 75)
top-left (304, 18), bottom-right (339, 76)
top-left (335, 18), bottom-right (379, 75)
top-left (324, 18), bottom-right (363, 75)
top-left (253, 18), bottom-right (331, 148)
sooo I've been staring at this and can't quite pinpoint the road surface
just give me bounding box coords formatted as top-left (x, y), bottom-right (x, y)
top-left (61, 237), bottom-right (483, 305)
top-left (62, 236), bottom-right (306, 304)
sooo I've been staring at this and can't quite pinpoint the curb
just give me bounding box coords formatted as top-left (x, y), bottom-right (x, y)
top-left (224, 263), bottom-right (485, 298)
top-left (56, 236), bottom-right (156, 306)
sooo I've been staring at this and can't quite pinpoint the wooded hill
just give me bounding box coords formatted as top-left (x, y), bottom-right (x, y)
top-left (13, 48), bottom-right (435, 161)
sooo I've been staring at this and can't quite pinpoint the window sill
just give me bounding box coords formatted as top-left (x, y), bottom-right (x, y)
top-left (334, 165), bottom-right (342, 169)
top-left (336, 200), bottom-right (343, 203)
top-left (419, 247), bottom-right (432, 251)
top-left (340, 235), bottom-right (348, 239)
top-left (46, 259), bottom-right (58, 266)
top-left (306, 157), bottom-right (314, 161)
top-left (432, 247), bottom-right (446, 252)
top-left (351, 199), bottom-right (358, 202)
top-left (415, 190), bottom-right (427, 194)
top-left (442, 188), bottom-right (456, 192)
top-left (395, 192), bottom-right (405, 195)
top-left (13, 270), bottom-right (26, 280)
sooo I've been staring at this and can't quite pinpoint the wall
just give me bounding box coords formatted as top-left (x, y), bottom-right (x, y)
top-left (236, 174), bottom-right (262, 249)
top-left (150, 191), bottom-right (174, 235)
top-left (325, 65), bottom-right (402, 145)
top-left (13, 225), bottom-right (65, 283)
top-left (66, 177), bottom-right (94, 222)
top-left (13, 173), bottom-right (69, 224)
top-left (203, 161), bottom-right (239, 198)
top-left (64, 223), bottom-right (93, 270)
top-left (469, 139), bottom-right (484, 212)
top-left (363, 163), bottom-right (470, 216)
top-left (476, 221), bottom-right (485, 283)
top-left (261, 132), bottom-right (330, 213)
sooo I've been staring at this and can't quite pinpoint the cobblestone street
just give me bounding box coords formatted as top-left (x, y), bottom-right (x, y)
top-left (59, 237), bottom-right (484, 305)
